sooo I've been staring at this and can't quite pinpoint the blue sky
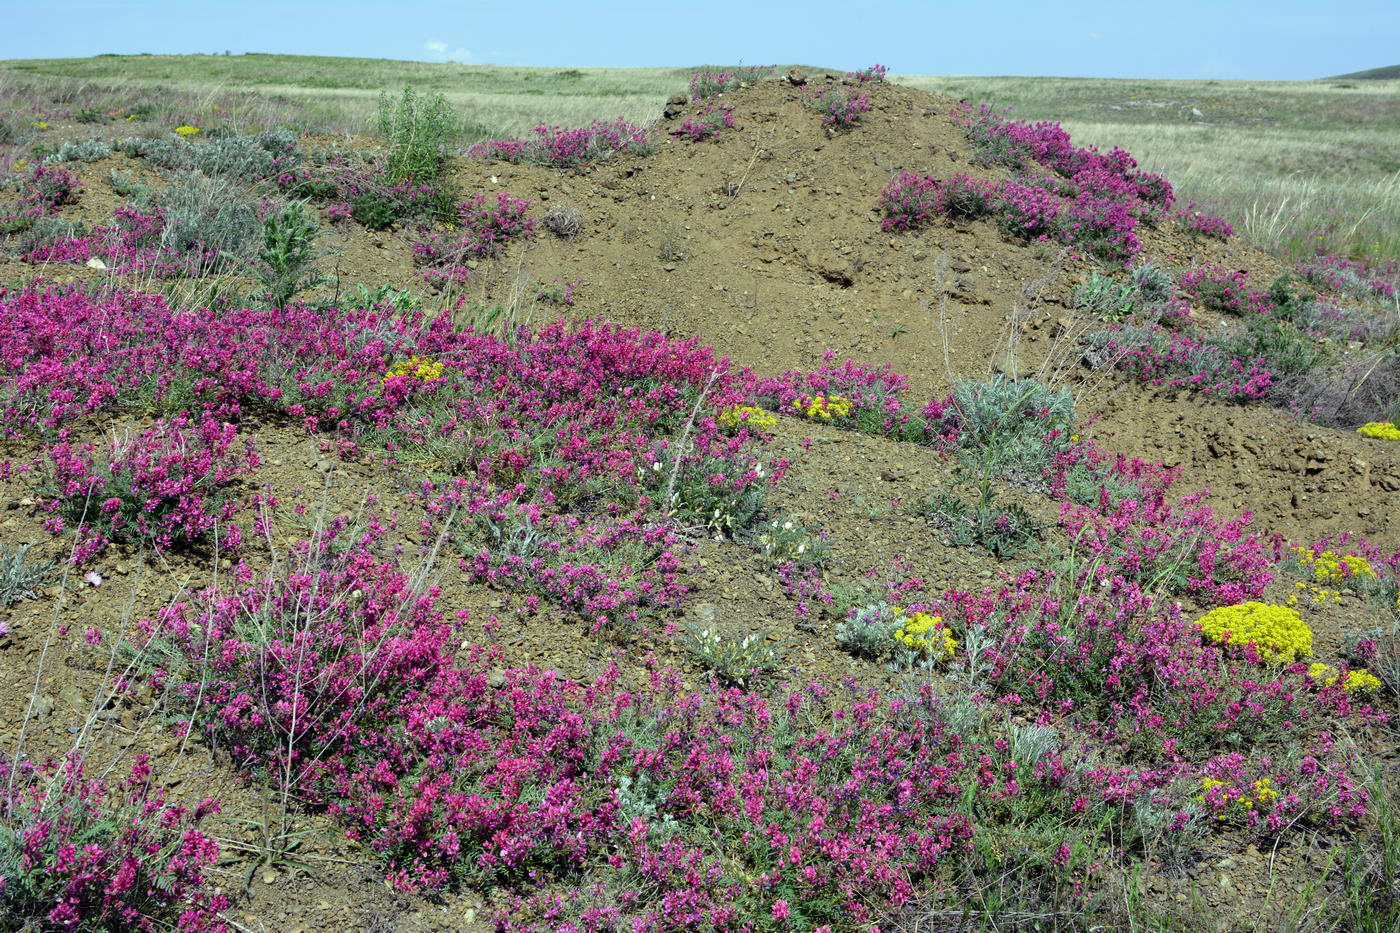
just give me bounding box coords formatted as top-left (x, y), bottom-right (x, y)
top-left (1, 0), bottom-right (1395, 79)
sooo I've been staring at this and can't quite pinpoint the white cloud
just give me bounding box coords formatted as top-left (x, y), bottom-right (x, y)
top-left (1088, 31), bottom-right (1102, 40)
top-left (423, 39), bottom-right (473, 62)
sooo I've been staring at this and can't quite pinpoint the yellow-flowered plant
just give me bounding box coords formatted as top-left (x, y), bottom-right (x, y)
top-left (174, 125), bottom-right (201, 137)
top-left (892, 608), bottom-right (956, 660)
top-left (382, 355), bottom-right (445, 384)
top-left (718, 406), bottom-right (778, 431)
top-left (1287, 581), bottom-right (1340, 608)
top-left (1293, 546), bottom-right (1377, 584)
top-left (1200, 777), bottom-right (1279, 820)
top-left (1195, 602), bottom-right (1313, 663)
top-left (31, 121), bottom-right (48, 130)
top-left (1307, 663), bottom-right (1381, 693)
top-left (10, 160), bottom-right (27, 173)
top-left (1357, 421), bottom-right (1400, 440)
top-left (792, 394), bottom-right (852, 421)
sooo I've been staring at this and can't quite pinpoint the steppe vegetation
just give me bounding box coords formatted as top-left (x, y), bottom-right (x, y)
top-left (0, 54), bottom-right (1397, 933)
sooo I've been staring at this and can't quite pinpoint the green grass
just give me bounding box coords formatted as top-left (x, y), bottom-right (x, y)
top-left (3, 54), bottom-right (1397, 264)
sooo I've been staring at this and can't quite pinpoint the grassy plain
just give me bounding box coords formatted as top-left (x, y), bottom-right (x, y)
top-left (2, 54), bottom-right (1397, 262)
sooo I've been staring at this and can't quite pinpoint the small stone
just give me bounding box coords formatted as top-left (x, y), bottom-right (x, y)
top-left (85, 257), bottom-right (107, 270)
top-left (261, 869), bottom-right (279, 884)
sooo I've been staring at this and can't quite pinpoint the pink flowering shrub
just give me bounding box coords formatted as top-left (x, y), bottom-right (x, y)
top-left (1175, 203), bottom-right (1236, 241)
top-left (468, 118), bottom-right (652, 171)
top-left (1295, 253), bottom-right (1397, 302)
top-left (277, 156), bottom-right (445, 229)
top-left (806, 87), bottom-right (872, 129)
top-left (27, 204), bottom-right (221, 278)
top-left (688, 66), bottom-right (771, 101)
top-left (411, 192), bottom-right (537, 274)
top-left (1, 164), bottom-right (80, 232)
top-left (44, 414), bottom-right (256, 562)
top-left (0, 753), bottom-right (227, 931)
top-left (1091, 324), bottom-right (1275, 400)
top-left (847, 64), bottom-right (889, 83)
top-left (669, 103), bottom-right (735, 142)
top-left (1179, 263), bottom-right (1271, 315)
top-left (878, 172), bottom-right (939, 231)
top-left (878, 172), bottom-right (1141, 261)
top-left (956, 102), bottom-right (1174, 212)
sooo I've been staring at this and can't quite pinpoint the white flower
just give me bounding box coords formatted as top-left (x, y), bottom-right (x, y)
top-left (783, 521), bottom-right (794, 531)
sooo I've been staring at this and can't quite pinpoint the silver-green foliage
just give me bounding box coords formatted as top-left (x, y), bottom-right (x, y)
top-left (835, 601), bottom-right (899, 658)
top-left (0, 543), bottom-right (53, 608)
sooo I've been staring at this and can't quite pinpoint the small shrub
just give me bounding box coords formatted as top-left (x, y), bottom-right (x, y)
top-left (107, 168), bottom-right (150, 200)
top-left (806, 87), bottom-right (871, 129)
top-left (45, 413), bottom-right (256, 562)
top-left (847, 64), bottom-right (889, 83)
top-left (376, 85), bottom-right (458, 184)
top-left (254, 200), bottom-right (322, 306)
top-left (949, 374), bottom-right (1076, 485)
top-left (155, 170), bottom-right (262, 273)
top-left (919, 492), bottom-right (1041, 558)
top-left (0, 542), bottom-right (53, 608)
top-left (541, 204), bottom-right (584, 238)
top-left (1195, 602), bottom-right (1313, 663)
top-left (689, 66), bottom-right (771, 101)
top-left (679, 625), bottom-right (788, 685)
top-left (835, 601), bottom-right (900, 657)
top-left (670, 102), bottom-right (735, 142)
top-left (411, 191), bottom-right (537, 272)
top-left (751, 514), bottom-right (828, 566)
top-left (1074, 271), bottom-right (1139, 320)
top-left (0, 754), bottom-right (228, 930)
top-left (878, 172), bottom-right (938, 231)
top-left (468, 118), bottom-right (651, 171)
top-left (74, 106), bottom-right (106, 124)
top-left (45, 138), bottom-right (113, 164)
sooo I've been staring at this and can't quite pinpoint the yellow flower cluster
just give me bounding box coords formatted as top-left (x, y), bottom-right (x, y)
top-left (1307, 663), bottom-right (1382, 693)
top-left (892, 609), bottom-right (957, 660)
top-left (1293, 547), bottom-right (1376, 584)
top-left (1195, 602), bottom-right (1313, 663)
top-left (1357, 421), bottom-right (1400, 440)
top-left (31, 121), bottom-right (48, 130)
top-left (1200, 777), bottom-right (1278, 819)
top-left (718, 406), bottom-right (778, 431)
top-left (382, 355), bottom-right (445, 384)
top-left (174, 125), bottom-right (201, 137)
top-left (792, 394), bottom-right (852, 421)
top-left (1286, 581), bottom-right (1340, 608)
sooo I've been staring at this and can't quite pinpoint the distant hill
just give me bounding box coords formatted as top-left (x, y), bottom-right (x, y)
top-left (1326, 64), bottom-right (1400, 80)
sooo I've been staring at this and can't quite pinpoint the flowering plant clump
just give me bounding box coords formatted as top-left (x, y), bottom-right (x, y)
top-left (44, 414), bottom-right (256, 562)
top-left (1295, 254), bottom-right (1396, 303)
top-left (1307, 663), bottom-right (1382, 692)
top-left (1357, 421), bottom-right (1400, 440)
top-left (1089, 324), bottom-right (1275, 401)
top-left (878, 172), bottom-right (939, 231)
top-left (1, 164), bottom-right (81, 232)
top-left (382, 355), bottom-right (445, 384)
top-left (0, 753), bottom-right (227, 931)
top-left (670, 102), bottom-right (735, 142)
top-left (892, 608), bottom-right (956, 659)
top-left (277, 154), bottom-right (445, 229)
top-left (1293, 546), bottom-right (1378, 584)
top-left (792, 393), bottom-right (853, 421)
top-left (848, 64), bottom-right (889, 83)
top-left (806, 87), bottom-right (872, 129)
top-left (1175, 204), bottom-right (1235, 241)
top-left (718, 405), bottom-right (777, 431)
top-left (688, 66), bottom-right (771, 101)
top-left (411, 191), bottom-right (537, 271)
top-left (467, 118), bottom-right (652, 170)
top-left (173, 124), bottom-right (201, 136)
top-left (1195, 602), bottom-right (1314, 663)
top-left (1179, 264), bottom-right (1271, 315)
